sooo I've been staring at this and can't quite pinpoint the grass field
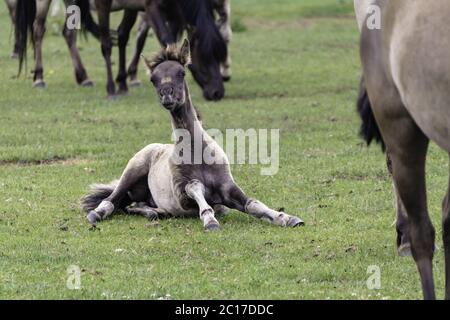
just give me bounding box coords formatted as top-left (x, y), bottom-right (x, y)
top-left (0, 0), bottom-right (448, 300)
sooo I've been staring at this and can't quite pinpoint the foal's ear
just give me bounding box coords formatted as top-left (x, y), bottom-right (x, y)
top-left (141, 54), bottom-right (153, 73)
top-left (179, 39), bottom-right (191, 67)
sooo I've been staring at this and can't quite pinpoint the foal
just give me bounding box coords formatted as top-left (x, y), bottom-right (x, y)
top-left (82, 40), bottom-right (304, 231)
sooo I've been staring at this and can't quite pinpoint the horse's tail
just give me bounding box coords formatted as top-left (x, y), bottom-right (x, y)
top-left (357, 76), bottom-right (385, 151)
top-left (76, 0), bottom-right (100, 39)
top-left (80, 180), bottom-right (119, 212)
top-left (15, 0), bottom-right (36, 76)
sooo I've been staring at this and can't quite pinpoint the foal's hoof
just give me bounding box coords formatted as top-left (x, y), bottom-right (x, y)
top-left (129, 79), bottom-right (141, 87)
top-left (398, 243), bottom-right (412, 257)
top-left (287, 216), bottom-right (304, 227)
top-left (81, 79), bottom-right (94, 87)
top-left (87, 210), bottom-right (101, 226)
top-left (117, 88), bottom-right (129, 96)
top-left (11, 52), bottom-right (19, 59)
top-left (222, 75), bottom-right (231, 82)
top-left (33, 80), bottom-right (47, 89)
top-left (205, 222), bottom-right (220, 232)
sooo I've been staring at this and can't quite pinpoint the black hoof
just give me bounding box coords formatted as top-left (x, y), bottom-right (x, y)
top-left (205, 222), bottom-right (220, 232)
top-left (222, 75), bottom-right (231, 82)
top-left (147, 212), bottom-right (158, 221)
top-left (287, 217), bottom-right (304, 227)
top-left (87, 210), bottom-right (101, 226)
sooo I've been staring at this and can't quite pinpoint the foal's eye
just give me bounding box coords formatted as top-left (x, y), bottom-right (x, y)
top-left (178, 70), bottom-right (186, 78)
top-left (150, 76), bottom-right (157, 84)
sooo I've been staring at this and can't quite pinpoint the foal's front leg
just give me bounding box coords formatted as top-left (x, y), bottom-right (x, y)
top-left (223, 183), bottom-right (304, 227)
top-left (185, 180), bottom-right (220, 231)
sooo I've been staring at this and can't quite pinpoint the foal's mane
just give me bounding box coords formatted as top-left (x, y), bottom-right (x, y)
top-left (146, 44), bottom-right (190, 72)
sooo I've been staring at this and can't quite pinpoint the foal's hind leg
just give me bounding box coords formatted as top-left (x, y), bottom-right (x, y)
top-left (185, 180), bottom-right (220, 231)
top-left (442, 154), bottom-right (450, 300)
top-left (221, 182), bottom-right (304, 227)
top-left (125, 202), bottom-right (170, 221)
top-left (87, 147), bottom-right (152, 226)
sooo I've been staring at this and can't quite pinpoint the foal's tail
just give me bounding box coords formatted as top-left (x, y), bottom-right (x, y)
top-left (80, 180), bottom-right (118, 212)
top-left (357, 76), bottom-right (385, 151)
top-left (15, 0), bottom-right (36, 76)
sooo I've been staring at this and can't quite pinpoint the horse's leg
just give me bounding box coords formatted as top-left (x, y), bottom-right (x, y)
top-left (382, 119), bottom-right (435, 300)
top-left (32, 0), bottom-right (51, 88)
top-left (386, 153), bottom-right (411, 256)
top-left (214, 0), bottom-right (232, 81)
top-left (221, 182), bottom-right (304, 227)
top-left (116, 9), bottom-right (138, 95)
top-left (87, 148), bottom-right (152, 226)
top-left (95, 0), bottom-right (115, 97)
top-left (125, 202), bottom-right (170, 221)
top-left (442, 154), bottom-right (450, 300)
top-left (144, 2), bottom-right (174, 46)
top-left (127, 13), bottom-right (150, 87)
top-left (62, 15), bottom-right (93, 87)
top-left (6, 0), bottom-right (19, 59)
top-left (185, 180), bottom-right (220, 231)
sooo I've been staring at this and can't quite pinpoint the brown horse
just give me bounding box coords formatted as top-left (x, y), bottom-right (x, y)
top-left (14, 0), bottom-right (101, 87)
top-left (356, 0), bottom-right (450, 299)
top-left (93, 0), bottom-right (227, 100)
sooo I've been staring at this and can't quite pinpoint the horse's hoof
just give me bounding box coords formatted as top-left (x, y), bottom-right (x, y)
top-left (87, 210), bottom-right (101, 226)
top-left (10, 52), bottom-right (18, 59)
top-left (107, 94), bottom-right (119, 101)
top-left (287, 216), bottom-right (304, 227)
top-left (147, 212), bottom-right (158, 221)
top-left (205, 222), bottom-right (220, 232)
top-left (81, 79), bottom-right (94, 87)
top-left (222, 75), bottom-right (231, 82)
top-left (129, 79), bottom-right (141, 87)
top-left (398, 243), bottom-right (412, 257)
top-left (33, 80), bottom-right (47, 89)
top-left (117, 89), bottom-right (129, 96)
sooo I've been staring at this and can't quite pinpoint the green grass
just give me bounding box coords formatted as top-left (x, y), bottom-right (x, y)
top-left (0, 1), bottom-right (447, 299)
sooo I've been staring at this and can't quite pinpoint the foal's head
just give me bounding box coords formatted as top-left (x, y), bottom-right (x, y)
top-left (142, 40), bottom-right (191, 111)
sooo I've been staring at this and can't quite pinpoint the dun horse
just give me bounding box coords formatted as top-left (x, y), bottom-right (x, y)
top-left (356, 0), bottom-right (450, 299)
top-left (14, 0), bottom-right (100, 87)
top-left (93, 0), bottom-right (227, 100)
top-left (81, 40), bottom-right (304, 231)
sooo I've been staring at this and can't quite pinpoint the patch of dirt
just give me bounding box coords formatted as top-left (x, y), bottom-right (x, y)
top-left (0, 156), bottom-right (91, 167)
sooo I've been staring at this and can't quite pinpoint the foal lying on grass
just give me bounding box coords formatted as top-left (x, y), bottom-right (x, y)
top-left (81, 40), bottom-right (304, 231)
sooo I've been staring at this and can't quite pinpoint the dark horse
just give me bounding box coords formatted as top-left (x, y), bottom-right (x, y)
top-left (93, 0), bottom-right (227, 100)
top-left (14, 0), bottom-right (101, 87)
top-left (356, 0), bottom-right (450, 299)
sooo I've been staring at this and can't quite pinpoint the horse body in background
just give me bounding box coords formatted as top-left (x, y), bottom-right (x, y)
top-left (125, 0), bottom-right (232, 87)
top-left (14, 0), bottom-right (100, 88)
top-left (356, 0), bottom-right (450, 299)
top-left (93, 0), bottom-right (228, 100)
